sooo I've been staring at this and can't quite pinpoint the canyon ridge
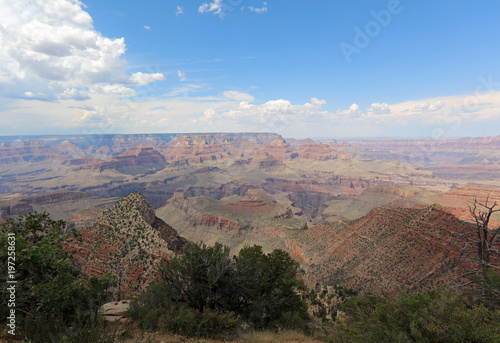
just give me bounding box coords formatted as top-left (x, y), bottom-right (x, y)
top-left (1, 132), bottom-right (500, 295)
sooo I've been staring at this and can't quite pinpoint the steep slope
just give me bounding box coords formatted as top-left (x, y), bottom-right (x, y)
top-left (157, 189), bottom-right (307, 249)
top-left (159, 191), bottom-right (476, 293)
top-left (66, 192), bottom-right (189, 297)
top-left (292, 205), bottom-right (474, 292)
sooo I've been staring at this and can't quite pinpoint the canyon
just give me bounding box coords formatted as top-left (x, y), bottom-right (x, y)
top-left (1, 132), bottom-right (500, 295)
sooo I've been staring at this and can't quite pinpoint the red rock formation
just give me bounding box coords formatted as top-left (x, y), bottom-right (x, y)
top-left (65, 192), bottom-right (189, 297)
top-left (52, 140), bottom-right (85, 158)
top-left (67, 207), bottom-right (103, 231)
top-left (0, 139), bottom-right (67, 163)
top-left (63, 156), bottom-right (101, 167)
top-left (295, 205), bottom-right (476, 292)
top-left (258, 155), bottom-right (284, 169)
top-left (162, 134), bottom-right (236, 164)
top-left (296, 144), bottom-right (341, 161)
top-left (98, 146), bottom-right (167, 174)
top-left (220, 200), bottom-right (272, 214)
top-left (0, 191), bottom-right (93, 219)
top-left (285, 137), bottom-right (316, 149)
top-left (244, 135), bottom-right (297, 162)
top-left (0, 143), bottom-right (23, 163)
top-left (437, 186), bottom-right (500, 227)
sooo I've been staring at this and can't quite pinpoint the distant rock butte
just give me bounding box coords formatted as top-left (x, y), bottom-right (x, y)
top-left (0, 191), bottom-right (93, 219)
top-left (162, 134), bottom-right (234, 164)
top-left (158, 133), bottom-right (345, 165)
top-left (0, 139), bottom-right (67, 163)
top-left (65, 192), bottom-right (189, 297)
top-left (437, 186), bottom-right (500, 227)
top-left (98, 146), bottom-right (168, 174)
top-left (63, 156), bottom-right (102, 167)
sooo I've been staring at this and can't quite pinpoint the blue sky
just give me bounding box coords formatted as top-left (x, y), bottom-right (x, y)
top-left (1, 0), bottom-right (500, 138)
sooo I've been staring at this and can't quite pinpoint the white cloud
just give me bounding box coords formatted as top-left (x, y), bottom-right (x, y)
top-left (367, 102), bottom-right (391, 116)
top-left (58, 87), bottom-right (90, 101)
top-left (80, 110), bottom-right (111, 124)
top-left (248, 5), bottom-right (268, 13)
top-left (222, 91), bottom-right (254, 102)
top-left (198, 0), bottom-right (224, 16)
top-left (91, 84), bottom-right (136, 97)
top-left (412, 101), bottom-right (445, 113)
top-left (337, 103), bottom-right (362, 118)
top-left (0, 0), bottom-right (165, 100)
top-left (192, 108), bottom-right (216, 125)
top-left (220, 97), bottom-right (330, 124)
top-left (129, 72), bottom-right (165, 86)
top-left (144, 25), bottom-right (150, 30)
top-left (166, 84), bottom-right (204, 97)
top-left (176, 6), bottom-right (184, 16)
top-left (177, 71), bottom-right (187, 82)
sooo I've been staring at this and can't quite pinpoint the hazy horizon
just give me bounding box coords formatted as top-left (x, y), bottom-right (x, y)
top-left (0, 132), bottom-right (499, 141)
top-left (1, 1), bottom-right (500, 138)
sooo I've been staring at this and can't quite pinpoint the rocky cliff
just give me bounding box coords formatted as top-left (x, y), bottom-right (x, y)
top-left (98, 146), bottom-right (168, 174)
top-left (157, 189), bottom-right (307, 249)
top-left (158, 189), bottom-right (476, 293)
top-left (293, 205), bottom-right (474, 292)
top-left (66, 192), bottom-right (189, 297)
top-left (0, 139), bottom-right (67, 163)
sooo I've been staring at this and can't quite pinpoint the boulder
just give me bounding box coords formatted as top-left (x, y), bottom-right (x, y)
top-left (99, 300), bottom-right (130, 324)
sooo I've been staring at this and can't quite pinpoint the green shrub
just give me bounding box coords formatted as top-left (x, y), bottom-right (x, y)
top-left (127, 281), bottom-right (172, 330)
top-left (134, 243), bottom-right (310, 336)
top-left (270, 311), bottom-right (311, 334)
top-left (235, 245), bottom-right (310, 330)
top-left (0, 212), bottom-right (115, 343)
top-left (328, 287), bottom-right (500, 343)
top-left (20, 311), bottom-right (119, 343)
top-left (158, 305), bottom-right (238, 339)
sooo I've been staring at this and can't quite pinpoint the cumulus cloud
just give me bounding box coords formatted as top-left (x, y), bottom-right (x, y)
top-left (222, 91), bottom-right (254, 102)
top-left (198, 0), bottom-right (224, 16)
top-left (79, 108), bottom-right (112, 126)
top-left (221, 97), bottom-right (329, 124)
top-left (0, 0), bottom-right (164, 100)
top-left (91, 84), bottom-right (136, 97)
top-left (176, 6), bottom-right (184, 15)
top-left (367, 102), bottom-right (391, 116)
top-left (129, 72), bottom-right (165, 86)
top-left (144, 25), bottom-right (150, 30)
top-left (192, 108), bottom-right (216, 125)
top-left (58, 87), bottom-right (90, 101)
top-left (337, 103), bottom-right (362, 118)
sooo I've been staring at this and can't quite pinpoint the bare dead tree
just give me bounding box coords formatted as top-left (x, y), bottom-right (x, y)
top-left (466, 197), bottom-right (500, 274)
top-left (455, 197), bottom-right (500, 309)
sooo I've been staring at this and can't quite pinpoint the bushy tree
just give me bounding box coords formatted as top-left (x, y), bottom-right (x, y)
top-left (135, 242), bottom-right (310, 336)
top-left (0, 212), bottom-right (115, 342)
top-left (235, 245), bottom-right (309, 329)
top-left (329, 287), bottom-right (500, 343)
top-left (158, 242), bottom-right (243, 312)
